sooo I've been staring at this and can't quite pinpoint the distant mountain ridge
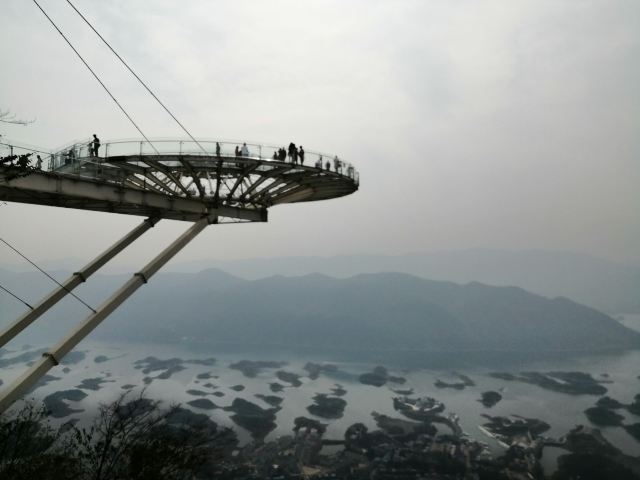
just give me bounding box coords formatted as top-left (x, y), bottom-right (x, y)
top-left (3, 250), bottom-right (638, 314)
top-left (1, 268), bottom-right (638, 358)
top-left (165, 250), bottom-right (640, 314)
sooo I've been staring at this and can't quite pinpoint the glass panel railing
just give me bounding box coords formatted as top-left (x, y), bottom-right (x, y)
top-left (48, 138), bottom-right (359, 185)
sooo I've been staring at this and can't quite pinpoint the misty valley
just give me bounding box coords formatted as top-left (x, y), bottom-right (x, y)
top-left (1, 268), bottom-right (640, 478)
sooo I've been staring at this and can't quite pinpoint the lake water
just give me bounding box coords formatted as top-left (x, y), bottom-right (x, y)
top-left (1, 313), bottom-right (639, 475)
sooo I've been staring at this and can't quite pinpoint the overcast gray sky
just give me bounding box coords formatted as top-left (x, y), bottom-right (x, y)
top-left (1, 0), bottom-right (638, 270)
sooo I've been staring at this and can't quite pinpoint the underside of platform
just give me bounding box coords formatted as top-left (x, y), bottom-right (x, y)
top-left (0, 151), bottom-right (358, 222)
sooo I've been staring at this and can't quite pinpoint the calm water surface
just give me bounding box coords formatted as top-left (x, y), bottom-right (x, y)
top-left (1, 314), bottom-right (639, 475)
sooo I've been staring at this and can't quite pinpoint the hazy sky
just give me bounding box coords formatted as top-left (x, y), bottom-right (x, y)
top-left (1, 0), bottom-right (638, 271)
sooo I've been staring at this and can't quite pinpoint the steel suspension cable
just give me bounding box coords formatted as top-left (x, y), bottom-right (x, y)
top-left (0, 283), bottom-right (34, 310)
top-left (0, 237), bottom-right (96, 314)
top-left (65, 0), bottom-right (211, 155)
top-left (31, 0), bottom-right (160, 155)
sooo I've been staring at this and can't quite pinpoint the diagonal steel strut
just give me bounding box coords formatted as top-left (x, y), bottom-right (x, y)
top-left (0, 217), bottom-right (160, 348)
top-left (0, 217), bottom-right (210, 413)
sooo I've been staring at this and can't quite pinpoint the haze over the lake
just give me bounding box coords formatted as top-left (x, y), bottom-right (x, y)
top-left (1, 0), bottom-right (638, 268)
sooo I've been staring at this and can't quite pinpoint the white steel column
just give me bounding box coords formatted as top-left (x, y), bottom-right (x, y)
top-left (0, 217), bottom-right (160, 348)
top-left (0, 217), bottom-right (210, 413)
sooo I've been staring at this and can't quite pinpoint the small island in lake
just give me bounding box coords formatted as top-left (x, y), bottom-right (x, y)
top-left (224, 398), bottom-right (280, 440)
top-left (359, 366), bottom-right (406, 387)
top-left (307, 394), bottom-right (347, 419)
top-left (479, 391), bottom-right (502, 408)
top-left (229, 360), bottom-right (286, 378)
top-left (488, 371), bottom-right (607, 395)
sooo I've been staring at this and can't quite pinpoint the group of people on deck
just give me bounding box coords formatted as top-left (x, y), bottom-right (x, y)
top-left (227, 140), bottom-right (351, 176)
top-left (63, 134), bottom-right (100, 165)
top-left (234, 142), bottom-right (250, 157)
top-left (69, 136), bottom-right (353, 178)
top-left (269, 142), bottom-right (349, 175)
top-left (272, 143), bottom-right (305, 165)
top-left (315, 155), bottom-right (343, 173)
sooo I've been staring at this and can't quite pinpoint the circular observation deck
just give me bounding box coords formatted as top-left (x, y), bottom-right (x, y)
top-left (0, 139), bottom-right (359, 223)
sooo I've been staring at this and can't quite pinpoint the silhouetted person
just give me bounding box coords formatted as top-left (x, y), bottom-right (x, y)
top-left (279, 148), bottom-right (287, 161)
top-left (235, 146), bottom-right (240, 157)
top-left (216, 142), bottom-right (221, 157)
top-left (347, 165), bottom-right (354, 178)
top-left (288, 142), bottom-right (296, 162)
top-left (299, 146), bottom-right (305, 165)
top-left (241, 143), bottom-right (249, 157)
top-left (325, 160), bottom-right (331, 170)
top-left (333, 155), bottom-right (341, 173)
top-left (36, 155), bottom-right (43, 169)
top-left (92, 134), bottom-right (100, 157)
top-left (272, 150), bottom-right (278, 160)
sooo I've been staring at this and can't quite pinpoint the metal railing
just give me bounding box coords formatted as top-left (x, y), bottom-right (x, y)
top-left (49, 138), bottom-right (359, 184)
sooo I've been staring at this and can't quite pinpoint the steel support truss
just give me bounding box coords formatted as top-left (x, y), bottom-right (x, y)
top-left (0, 217), bottom-right (212, 413)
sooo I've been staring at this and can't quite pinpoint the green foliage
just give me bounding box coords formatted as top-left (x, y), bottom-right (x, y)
top-left (0, 391), bottom-right (236, 480)
top-left (0, 402), bottom-right (77, 479)
top-left (0, 153), bottom-right (36, 181)
top-left (0, 153), bottom-right (32, 169)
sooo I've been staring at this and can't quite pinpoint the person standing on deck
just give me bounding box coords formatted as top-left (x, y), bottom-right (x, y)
top-left (92, 134), bottom-right (101, 157)
top-left (333, 155), bottom-right (341, 173)
top-left (288, 142), bottom-right (296, 163)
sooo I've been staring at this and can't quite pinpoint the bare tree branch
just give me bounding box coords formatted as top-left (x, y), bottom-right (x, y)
top-left (0, 109), bottom-right (35, 126)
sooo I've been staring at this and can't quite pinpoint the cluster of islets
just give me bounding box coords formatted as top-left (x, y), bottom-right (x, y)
top-left (3, 347), bottom-right (640, 479)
